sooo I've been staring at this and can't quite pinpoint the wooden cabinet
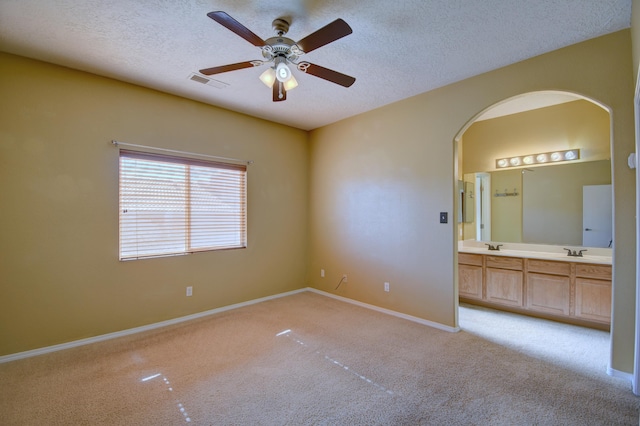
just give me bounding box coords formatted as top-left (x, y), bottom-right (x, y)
top-left (528, 259), bottom-right (571, 276)
top-left (458, 254), bottom-right (483, 300)
top-left (458, 253), bottom-right (611, 329)
top-left (527, 272), bottom-right (571, 316)
top-left (526, 259), bottom-right (571, 316)
top-left (485, 256), bottom-right (523, 306)
top-left (486, 267), bottom-right (523, 306)
top-left (575, 278), bottom-right (611, 323)
top-left (486, 256), bottom-right (522, 271)
top-left (459, 264), bottom-right (483, 300)
top-left (575, 264), bottom-right (612, 324)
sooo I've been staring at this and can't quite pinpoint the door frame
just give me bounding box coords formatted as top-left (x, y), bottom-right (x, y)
top-left (632, 69), bottom-right (640, 395)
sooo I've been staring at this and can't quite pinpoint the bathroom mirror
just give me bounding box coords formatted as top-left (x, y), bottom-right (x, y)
top-left (465, 160), bottom-right (611, 247)
top-left (459, 95), bottom-right (612, 248)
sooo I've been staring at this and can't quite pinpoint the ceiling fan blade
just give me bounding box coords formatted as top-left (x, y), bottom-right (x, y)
top-left (297, 62), bottom-right (356, 87)
top-left (199, 61), bottom-right (261, 76)
top-left (296, 19), bottom-right (352, 54)
top-left (207, 11), bottom-right (266, 47)
top-left (273, 80), bottom-right (287, 102)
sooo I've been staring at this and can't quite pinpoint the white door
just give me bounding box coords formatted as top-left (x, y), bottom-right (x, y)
top-left (583, 184), bottom-right (612, 248)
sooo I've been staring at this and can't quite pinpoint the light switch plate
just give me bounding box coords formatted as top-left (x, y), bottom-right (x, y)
top-left (440, 212), bottom-right (448, 223)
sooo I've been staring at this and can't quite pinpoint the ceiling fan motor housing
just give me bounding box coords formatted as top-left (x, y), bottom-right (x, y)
top-left (262, 37), bottom-right (300, 62)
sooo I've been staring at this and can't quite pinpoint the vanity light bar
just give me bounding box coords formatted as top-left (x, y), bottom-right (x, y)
top-left (496, 149), bottom-right (580, 169)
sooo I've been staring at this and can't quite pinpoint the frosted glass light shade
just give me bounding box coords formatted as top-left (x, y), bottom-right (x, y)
top-left (259, 68), bottom-right (276, 88)
top-left (283, 74), bottom-right (298, 91)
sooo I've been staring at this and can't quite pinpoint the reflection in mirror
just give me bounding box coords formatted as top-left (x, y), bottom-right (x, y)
top-left (458, 181), bottom-right (475, 223)
top-left (463, 181), bottom-right (474, 223)
top-left (457, 180), bottom-right (464, 223)
top-left (459, 95), bottom-right (612, 248)
top-left (469, 160), bottom-right (611, 247)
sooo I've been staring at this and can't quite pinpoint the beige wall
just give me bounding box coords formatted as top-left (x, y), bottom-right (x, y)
top-left (490, 169), bottom-right (523, 243)
top-left (522, 160), bottom-right (611, 245)
top-left (0, 53), bottom-right (309, 356)
top-left (309, 30), bottom-right (636, 373)
top-left (633, 0), bottom-right (640, 76)
top-left (463, 99), bottom-right (610, 174)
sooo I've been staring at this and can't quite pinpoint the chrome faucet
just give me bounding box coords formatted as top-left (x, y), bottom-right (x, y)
top-left (564, 248), bottom-right (587, 257)
top-left (485, 244), bottom-right (503, 251)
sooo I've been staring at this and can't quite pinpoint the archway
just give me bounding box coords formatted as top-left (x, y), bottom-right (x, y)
top-left (453, 90), bottom-right (614, 375)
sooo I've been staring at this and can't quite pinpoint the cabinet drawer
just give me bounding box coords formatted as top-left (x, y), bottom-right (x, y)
top-left (576, 264), bottom-right (612, 280)
top-left (486, 256), bottom-right (523, 271)
top-left (459, 253), bottom-right (483, 266)
top-left (527, 259), bottom-right (571, 276)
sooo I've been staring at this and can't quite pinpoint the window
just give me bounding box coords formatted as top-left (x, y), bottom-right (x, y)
top-left (119, 150), bottom-right (246, 260)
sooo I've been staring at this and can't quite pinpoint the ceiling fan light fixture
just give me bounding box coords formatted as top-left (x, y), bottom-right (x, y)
top-left (276, 62), bottom-right (292, 82)
top-left (259, 67), bottom-right (276, 88)
top-left (283, 74), bottom-right (298, 91)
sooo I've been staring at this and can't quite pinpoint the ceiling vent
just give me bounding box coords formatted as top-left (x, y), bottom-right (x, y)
top-left (188, 73), bottom-right (229, 89)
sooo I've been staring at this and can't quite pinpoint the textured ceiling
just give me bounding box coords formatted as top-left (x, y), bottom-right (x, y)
top-left (0, 0), bottom-right (632, 130)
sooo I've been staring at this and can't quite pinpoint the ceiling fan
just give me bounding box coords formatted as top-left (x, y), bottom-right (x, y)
top-left (199, 11), bottom-right (356, 102)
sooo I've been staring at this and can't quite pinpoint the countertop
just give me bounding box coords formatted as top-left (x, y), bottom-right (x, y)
top-left (458, 243), bottom-right (612, 265)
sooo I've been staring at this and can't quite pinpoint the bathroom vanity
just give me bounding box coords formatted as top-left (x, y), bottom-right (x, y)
top-left (458, 242), bottom-right (612, 330)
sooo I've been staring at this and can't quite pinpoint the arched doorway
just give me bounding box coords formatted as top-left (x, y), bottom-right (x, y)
top-left (454, 90), bottom-right (614, 374)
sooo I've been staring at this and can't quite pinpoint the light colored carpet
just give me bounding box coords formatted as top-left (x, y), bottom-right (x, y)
top-left (0, 291), bottom-right (638, 425)
top-left (459, 302), bottom-right (612, 379)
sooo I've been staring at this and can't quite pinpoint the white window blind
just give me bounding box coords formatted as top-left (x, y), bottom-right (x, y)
top-left (119, 150), bottom-right (247, 260)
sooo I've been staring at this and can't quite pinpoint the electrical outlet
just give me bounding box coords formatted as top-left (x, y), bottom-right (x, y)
top-left (342, 274), bottom-right (348, 283)
top-left (384, 282), bottom-right (390, 292)
top-left (321, 269), bottom-right (325, 278)
top-left (186, 286), bottom-right (193, 297)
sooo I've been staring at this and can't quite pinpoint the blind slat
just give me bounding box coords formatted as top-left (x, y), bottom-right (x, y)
top-left (119, 150), bottom-right (247, 260)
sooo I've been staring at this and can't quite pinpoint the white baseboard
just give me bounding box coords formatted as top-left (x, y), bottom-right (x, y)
top-left (307, 288), bottom-right (460, 333)
top-left (607, 365), bottom-right (634, 385)
top-left (0, 288), bottom-right (307, 364)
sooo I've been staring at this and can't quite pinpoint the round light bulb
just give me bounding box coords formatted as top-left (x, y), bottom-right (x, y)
top-left (497, 159), bottom-right (508, 168)
top-left (536, 154), bottom-right (548, 163)
top-left (550, 152), bottom-right (562, 161)
top-left (564, 150), bottom-right (577, 160)
top-left (509, 157), bottom-right (521, 166)
top-left (522, 155), bottom-right (534, 165)
top-left (276, 63), bottom-right (291, 82)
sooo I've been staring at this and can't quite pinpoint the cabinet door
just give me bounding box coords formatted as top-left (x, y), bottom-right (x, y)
top-left (526, 273), bottom-right (570, 316)
top-left (459, 264), bottom-right (483, 300)
top-left (575, 278), bottom-right (611, 324)
top-left (485, 268), bottom-right (523, 307)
